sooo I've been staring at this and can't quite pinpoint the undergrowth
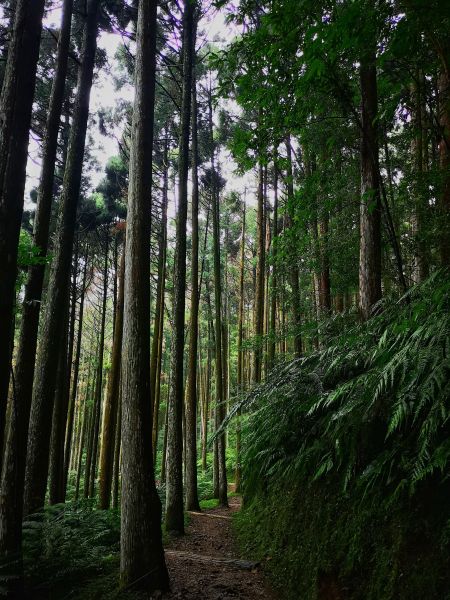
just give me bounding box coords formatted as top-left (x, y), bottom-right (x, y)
top-left (232, 273), bottom-right (450, 599)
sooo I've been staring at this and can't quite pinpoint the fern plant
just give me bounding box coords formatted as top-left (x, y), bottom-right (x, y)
top-left (231, 271), bottom-right (450, 500)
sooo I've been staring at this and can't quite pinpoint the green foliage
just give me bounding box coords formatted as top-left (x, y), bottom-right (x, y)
top-left (17, 230), bottom-right (51, 269)
top-left (232, 274), bottom-right (450, 599)
top-left (22, 501), bottom-right (120, 596)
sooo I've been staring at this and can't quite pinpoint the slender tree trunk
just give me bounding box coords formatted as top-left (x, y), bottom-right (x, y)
top-left (235, 203), bottom-right (246, 492)
top-left (74, 395), bottom-right (87, 502)
top-left (84, 349), bottom-right (98, 499)
top-left (24, 0), bottom-right (101, 516)
top-left (48, 301), bottom-right (70, 505)
top-left (285, 137), bottom-right (302, 355)
top-left (253, 163), bottom-right (265, 382)
top-left (120, 0), bottom-right (168, 589)
top-left (438, 64), bottom-right (450, 267)
top-left (0, 0), bottom-right (46, 451)
top-left (0, 3), bottom-right (73, 581)
top-left (64, 253), bottom-right (88, 491)
top-left (86, 235), bottom-right (109, 500)
top-left (160, 403), bottom-right (169, 485)
top-left (111, 392), bottom-right (122, 510)
top-left (318, 212), bottom-right (331, 313)
top-left (99, 243), bottom-right (124, 509)
top-left (209, 89), bottom-right (228, 508)
top-left (185, 60), bottom-right (201, 512)
top-left (151, 140), bottom-right (168, 460)
top-left (49, 235), bottom-right (80, 504)
top-left (166, 0), bottom-right (195, 534)
top-left (268, 165), bottom-right (277, 370)
top-left (152, 299), bottom-right (165, 461)
top-left (411, 74), bottom-right (429, 282)
top-left (359, 46), bottom-right (382, 319)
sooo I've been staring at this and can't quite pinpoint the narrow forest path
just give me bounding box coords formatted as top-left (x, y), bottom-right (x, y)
top-left (161, 495), bottom-right (276, 599)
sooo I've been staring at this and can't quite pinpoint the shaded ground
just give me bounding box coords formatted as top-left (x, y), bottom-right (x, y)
top-left (161, 495), bottom-right (276, 600)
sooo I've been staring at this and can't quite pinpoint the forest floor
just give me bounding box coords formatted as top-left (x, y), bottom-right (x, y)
top-left (161, 494), bottom-right (276, 599)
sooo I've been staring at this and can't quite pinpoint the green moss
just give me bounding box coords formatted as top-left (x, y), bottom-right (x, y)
top-left (234, 482), bottom-right (450, 600)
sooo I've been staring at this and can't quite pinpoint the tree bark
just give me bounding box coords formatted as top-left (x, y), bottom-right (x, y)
top-left (185, 62), bottom-right (201, 512)
top-left (0, 0), bottom-right (46, 452)
top-left (85, 233), bottom-right (109, 500)
top-left (0, 0), bottom-right (74, 559)
top-left (99, 243), bottom-right (124, 509)
top-left (64, 252), bottom-right (88, 492)
top-left (166, 0), bottom-right (195, 534)
top-left (411, 73), bottom-right (429, 282)
top-left (151, 138), bottom-right (168, 460)
top-left (268, 165), bottom-right (277, 370)
top-left (359, 47), bottom-right (382, 319)
top-left (438, 64), bottom-right (450, 267)
top-left (235, 202), bottom-right (246, 493)
top-left (111, 392), bottom-right (122, 510)
top-left (119, 0), bottom-right (168, 589)
top-left (209, 88), bottom-right (228, 508)
top-left (253, 163), bottom-right (265, 381)
top-left (285, 137), bottom-right (302, 355)
top-left (48, 299), bottom-right (70, 505)
top-left (24, 0), bottom-right (101, 516)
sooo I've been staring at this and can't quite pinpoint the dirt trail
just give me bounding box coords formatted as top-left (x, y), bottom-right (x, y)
top-left (161, 495), bottom-right (276, 599)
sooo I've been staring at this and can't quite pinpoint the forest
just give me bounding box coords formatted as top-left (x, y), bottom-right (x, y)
top-left (0, 0), bottom-right (449, 598)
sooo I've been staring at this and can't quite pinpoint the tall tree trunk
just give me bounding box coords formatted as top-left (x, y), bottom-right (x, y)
top-left (235, 203), bottom-right (246, 492)
top-left (48, 301), bottom-right (70, 505)
top-left (318, 212), bottom-right (331, 313)
top-left (49, 235), bottom-right (80, 504)
top-left (120, 0), bottom-right (168, 589)
top-left (99, 244), bottom-right (124, 509)
top-left (185, 62), bottom-right (201, 512)
top-left (74, 395), bottom-right (87, 502)
top-left (151, 138), bottom-right (168, 460)
top-left (253, 163), bottom-right (265, 382)
top-left (359, 47), bottom-right (382, 319)
top-left (268, 165), bottom-right (277, 371)
top-left (209, 87), bottom-right (228, 508)
top-left (64, 253), bottom-right (88, 492)
top-left (438, 63), bottom-right (450, 267)
top-left (0, 0), bottom-right (46, 453)
top-left (411, 73), bottom-right (429, 282)
top-left (166, 0), bottom-right (195, 534)
top-left (24, 0), bottom-right (101, 516)
top-left (285, 137), bottom-right (302, 355)
top-left (160, 403), bottom-right (169, 485)
top-left (111, 392), bottom-right (122, 510)
top-left (84, 347), bottom-right (98, 499)
top-left (0, 0), bottom-right (74, 560)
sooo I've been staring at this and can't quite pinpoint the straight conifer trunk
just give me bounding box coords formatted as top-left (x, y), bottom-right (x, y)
top-left (268, 166), bottom-right (277, 370)
top-left (359, 47), bottom-right (382, 319)
top-left (185, 60), bottom-right (201, 512)
top-left (209, 91), bottom-right (228, 508)
top-left (99, 244), bottom-right (125, 509)
top-left (0, 1), bottom-right (74, 550)
top-left (166, 0), bottom-right (195, 534)
top-left (24, 0), bottom-right (101, 516)
top-left (151, 138), bottom-right (168, 459)
top-left (88, 236), bottom-right (109, 498)
top-left (119, 0), bottom-right (168, 590)
top-left (285, 137), bottom-right (302, 355)
top-left (0, 0), bottom-right (46, 450)
top-left (235, 203), bottom-right (246, 492)
top-left (253, 163), bottom-right (265, 381)
top-left (64, 254), bottom-right (88, 491)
